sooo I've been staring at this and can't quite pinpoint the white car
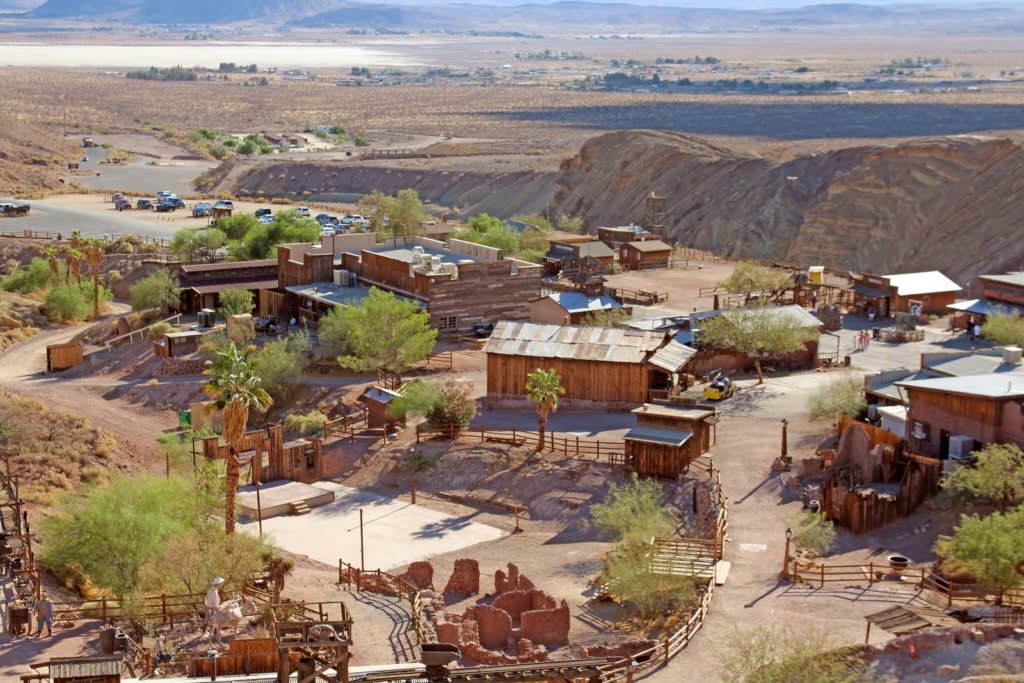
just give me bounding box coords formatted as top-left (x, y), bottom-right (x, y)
top-left (258, 214), bottom-right (275, 224)
top-left (296, 207), bottom-right (311, 217)
top-left (321, 226), bottom-right (336, 237)
top-left (157, 191), bottom-right (177, 200)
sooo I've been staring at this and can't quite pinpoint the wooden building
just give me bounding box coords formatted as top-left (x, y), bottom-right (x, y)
top-left (529, 292), bottom-right (627, 325)
top-left (173, 260), bottom-right (278, 313)
top-left (198, 424), bottom-right (325, 486)
top-left (851, 271), bottom-right (961, 317)
top-left (597, 224), bottom-right (654, 248)
top-left (623, 404), bottom-right (716, 478)
top-left (46, 342), bottom-right (83, 372)
top-left (358, 386), bottom-right (402, 429)
top-left (279, 235), bottom-right (542, 335)
top-left (483, 321), bottom-right (667, 410)
top-left (44, 656), bottom-right (123, 683)
top-left (618, 240), bottom-right (672, 271)
top-left (543, 240), bottom-right (615, 277)
top-left (948, 271), bottom-right (1024, 327)
top-left (897, 372), bottom-right (1024, 458)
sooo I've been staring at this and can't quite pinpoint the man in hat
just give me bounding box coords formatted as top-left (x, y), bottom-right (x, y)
top-left (34, 592), bottom-right (53, 637)
top-left (204, 577), bottom-right (224, 632)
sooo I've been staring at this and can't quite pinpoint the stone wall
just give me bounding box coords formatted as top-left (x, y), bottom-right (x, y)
top-left (162, 357), bottom-right (206, 375)
top-left (443, 559), bottom-right (480, 596)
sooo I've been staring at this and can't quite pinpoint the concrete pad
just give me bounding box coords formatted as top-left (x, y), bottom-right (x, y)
top-left (239, 482), bottom-right (503, 571)
top-left (237, 480), bottom-right (335, 520)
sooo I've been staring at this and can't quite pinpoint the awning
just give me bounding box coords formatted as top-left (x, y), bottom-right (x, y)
top-left (188, 279), bottom-right (279, 296)
top-left (947, 298), bottom-right (1024, 317)
top-left (648, 337), bottom-right (697, 373)
top-left (851, 284), bottom-right (891, 299)
top-left (623, 426), bottom-right (692, 447)
top-left (864, 605), bottom-right (960, 636)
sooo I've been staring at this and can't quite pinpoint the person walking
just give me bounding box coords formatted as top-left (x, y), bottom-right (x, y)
top-left (973, 322), bottom-right (982, 341)
top-left (34, 592), bottom-right (53, 637)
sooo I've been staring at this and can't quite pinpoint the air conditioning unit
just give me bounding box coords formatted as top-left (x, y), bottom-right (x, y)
top-left (866, 404), bottom-right (879, 420)
top-left (333, 269), bottom-right (348, 286)
top-left (430, 255), bottom-right (443, 271)
top-left (948, 435), bottom-right (976, 461)
top-left (1002, 346), bottom-right (1023, 365)
top-left (442, 263), bottom-right (458, 279)
top-left (197, 308), bottom-right (216, 328)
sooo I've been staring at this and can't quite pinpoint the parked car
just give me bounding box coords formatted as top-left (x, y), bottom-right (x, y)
top-left (213, 199), bottom-right (234, 209)
top-left (168, 197), bottom-right (185, 209)
top-left (339, 214), bottom-right (355, 225)
top-left (111, 192), bottom-right (125, 202)
top-left (155, 201), bottom-right (176, 212)
top-left (258, 214), bottom-right (275, 224)
top-left (192, 202), bottom-right (212, 217)
top-left (115, 198), bottom-right (132, 211)
top-left (295, 207), bottom-right (311, 217)
top-left (157, 191), bottom-right (177, 201)
top-left (321, 226), bottom-right (336, 237)
top-left (136, 199), bottom-right (154, 210)
top-left (255, 208), bottom-right (272, 218)
top-left (315, 213), bottom-right (332, 224)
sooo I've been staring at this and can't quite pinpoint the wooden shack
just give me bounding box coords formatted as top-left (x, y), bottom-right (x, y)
top-left (619, 240), bottom-right (672, 271)
top-left (358, 386), bottom-right (401, 429)
top-left (46, 342), bottom-right (84, 372)
top-left (162, 330), bottom-right (202, 357)
top-left (199, 425), bottom-right (325, 486)
top-left (623, 403), bottom-right (716, 478)
top-left (44, 656), bottom-right (123, 683)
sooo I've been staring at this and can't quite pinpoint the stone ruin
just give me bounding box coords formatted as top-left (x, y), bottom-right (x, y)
top-left (416, 561), bottom-right (571, 665)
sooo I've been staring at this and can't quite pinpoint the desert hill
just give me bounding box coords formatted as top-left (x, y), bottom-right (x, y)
top-left (551, 130), bottom-right (1024, 282)
top-left (0, 114), bottom-right (78, 197)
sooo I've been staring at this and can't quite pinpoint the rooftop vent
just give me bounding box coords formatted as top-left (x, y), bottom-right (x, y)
top-left (1003, 346), bottom-right (1023, 365)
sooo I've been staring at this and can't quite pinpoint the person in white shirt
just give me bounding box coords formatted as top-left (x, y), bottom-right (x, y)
top-left (204, 577), bottom-right (224, 632)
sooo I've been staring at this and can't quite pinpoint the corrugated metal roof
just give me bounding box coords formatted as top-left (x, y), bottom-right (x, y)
top-left (884, 271), bottom-right (962, 296)
top-left (947, 298), bottom-right (1024, 317)
top-left (483, 321), bottom-right (665, 364)
top-left (980, 272), bottom-right (1024, 288)
top-left (50, 656), bottom-right (123, 678)
top-left (632, 404), bottom-right (714, 420)
top-left (648, 336), bottom-right (697, 373)
top-left (547, 292), bottom-right (621, 314)
top-left (926, 350), bottom-right (1023, 378)
top-left (897, 372), bottom-right (1024, 398)
top-left (360, 386), bottom-right (402, 404)
top-left (623, 426), bottom-right (692, 447)
top-left (711, 305), bottom-right (822, 330)
top-left (623, 239), bottom-right (672, 253)
top-left (189, 279), bottom-right (279, 295)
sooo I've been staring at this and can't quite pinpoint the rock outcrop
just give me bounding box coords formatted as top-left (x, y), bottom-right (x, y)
top-left (551, 130), bottom-right (1024, 282)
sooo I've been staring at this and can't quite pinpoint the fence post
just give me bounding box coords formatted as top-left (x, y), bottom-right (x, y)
top-left (575, 435), bottom-right (580, 456)
top-left (868, 563), bottom-right (874, 586)
top-left (820, 563), bottom-right (825, 588)
top-left (512, 427), bottom-right (517, 444)
top-left (663, 636), bottom-right (669, 662)
top-left (480, 425), bottom-right (484, 444)
top-left (101, 597), bottom-right (107, 624)
top-left (162, 594), bottom-right (167, 623)
top-left (597, 441), bottom-right (600, 461)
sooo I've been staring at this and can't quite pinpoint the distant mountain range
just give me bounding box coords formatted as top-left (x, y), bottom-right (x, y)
top-left (10, 0), bottom-right (1024, 33)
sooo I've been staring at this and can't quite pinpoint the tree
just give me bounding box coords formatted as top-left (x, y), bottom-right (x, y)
top-left (389, 380), bottom-right (476, 432)
top-left (388, 188), bottom-right (424, 238)
top-left (935, 506), bottom-right (1024, 588)
top-left (981, 312), bottom-right (1024, 346)
top-left (555, 213), bottom-right (583, 233)
top-left (467, 213), bottom-right (506, 233)
top-left (580, 307), bottom-right (632, 327)
top-left (44, 285), bottom-right (90, 322)
top-left (698, 305), bottom-right (819, 383)
top-left (218, 289), bottom-right (255, 318)
top-left (807, 373), bottom-right (866, 422)
top-left (526, 368), bottom-right (565, 452)
top-left (453, 221), bottom-right (521, 255)
top-left (169, 228), bottom-right (225, 263)
top-left (230, 211), bottom-right (320, 260)
top-left (82, 238), bottom-right (106, 319)
top-left (721, 626), bottom-right (863, 683)
top-left (328, 288), bottom-right (437, 383)
top-left (941, 443), bottom-right (1024, 510)
top-left (590, 475), bottom-right (676, 545)
top-left (252, 332), bottom-right (312, 400)
top-left (357, 190), bottom-right (392, 233)
top-left (204, 343), bottom-right (273, 535)
top-left (2, 257), bottom-right (54, 294)
top-left (216, 215), bottom-right (259, 242)
top-left (130, 269), bottom-right (180, 313)
top-left (719, 261), bottom-right (793, 304)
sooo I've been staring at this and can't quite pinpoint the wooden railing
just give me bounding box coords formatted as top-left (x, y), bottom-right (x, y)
top-left (788, 558), bottom-right (1024, 610)
top-left (338, 560), bottom-right (426, 645)
top-left (416, 423), bottom-right (626, 462)
top-left (101, 312), bottom-right (182, 349)
top-left (51, 584), bottom-right (270, 626)
top-left (604, 286), bottom-right (668, 306)
top-left (323, 410), bottom-right (368, 442)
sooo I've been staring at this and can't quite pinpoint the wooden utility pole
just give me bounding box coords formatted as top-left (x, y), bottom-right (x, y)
top-left (410, 448), bottom-right (417, 505)
top-left (359, 508), bottom-right (365, 571)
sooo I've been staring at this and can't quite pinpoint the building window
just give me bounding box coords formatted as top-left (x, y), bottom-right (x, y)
top-left (439, 316), bottom-right (458, 331)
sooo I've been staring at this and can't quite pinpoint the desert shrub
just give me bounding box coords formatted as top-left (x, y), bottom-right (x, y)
top-left (807, 373), bottom-right (866, 421)
top-left (935, 506), bottom-right (1024, 587)
top-left (130, 270), bottom-right (179, 313)
top-left (218, 288), bottom-right (255, 317)
top-left (252, 332), bottom-right (311, 399)
top-left (790, 511), bottom-right (836, 557)
top-left (229, 211), bottom-right (320, 260)
top-left (137, 527), bottom-right (266, 597)
top-left (603, 549), bottom-right (696, 619)
top-left (270, 197), bottom-right (293, 205)
top-left (590, 475), bottom-right (676, 544)
top-left (105, 269), bottom-right (123, 287)
top-left (2, 257), bottom-right (53, 294)
top-left (216, 215), bottom-right (259, 241)
top-left (284, 411), bottom-right (327, 436)
top-left (941, 443), bottom-right (1024, 509)
top-left (44, 285), bottom-right (90, 322)
top-left (721, 626), bottom-right (863, 683)
top-left (390, 380), bottom-right (476, 431)
top-left (147, 321), bottom-right (174, 340)
top-left (138, 242), bottom-right (161, 255)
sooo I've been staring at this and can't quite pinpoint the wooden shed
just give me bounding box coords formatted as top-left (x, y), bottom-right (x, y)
top-left (46, 342), bottom-right (84, 372)
top-left (623, 403), bottom-right (716, 477)
top-left (483, 321), bottom-right (667, 410)
top-left (619, 240), bottom-right (672, 271)
top-left (162, 330), bottom-right (202, 357)
top-left (358, 386), bottom-right (402, 429)
top-left (44, 655), bottom-right (123, 683)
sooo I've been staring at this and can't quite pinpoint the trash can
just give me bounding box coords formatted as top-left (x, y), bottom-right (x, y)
top-left (872, 327), bottom-right (880, 340)
top-left (114, 630), bottom-right (128, 652)
top-left (178, 410), bottom-right (192, 430)
top-left (99, 627), bottom-right (116, 653)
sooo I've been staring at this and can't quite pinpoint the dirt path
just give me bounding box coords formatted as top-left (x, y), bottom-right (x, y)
top-left (0, 309), bottom-right (175, 461)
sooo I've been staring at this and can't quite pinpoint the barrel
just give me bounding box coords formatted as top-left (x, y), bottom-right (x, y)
top-left (114, 630), bottom-right (128, 652)
top-left (100, 628), bottom-right (116, 653)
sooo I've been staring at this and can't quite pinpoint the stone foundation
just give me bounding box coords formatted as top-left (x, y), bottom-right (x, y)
top-left (443, 559), bottom-right (480, 597)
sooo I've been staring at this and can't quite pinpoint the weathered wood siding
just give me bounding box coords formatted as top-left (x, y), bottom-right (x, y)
top-left (625, 441), bottom-right (690, 478)
top-left (486, 353), bottom-right (649, 407)
top-left (430, 261), bottom-right (542, 333)
top-left (46, 342), bottom-right (83, 371)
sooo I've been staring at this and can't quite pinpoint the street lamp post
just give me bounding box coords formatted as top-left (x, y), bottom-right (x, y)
top-left (782, 527), bottom-right (793, 580)
top-left (780, 418), bottom-right (789, 463)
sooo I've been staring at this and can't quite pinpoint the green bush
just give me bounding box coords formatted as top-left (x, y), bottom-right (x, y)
top-left (229, 211), bottom-right (320, 260)
top-left (283, 411), bottom-right (327, 436)
top-left (217, 289), bottom-right (255, 317)
top-left (790, 511), bottom-right (836, 557)
top-left (130, 270), bottom-right (180, 313)
top-left (44, 285), bottom-right (90, 322)
top-left (590, 475), bottom-right (676, 544)
top-left (722, 626), bottom-right (864, 683)
top-left (147, 321), bottom-right (174, 340)
top-left (2, 257), bottom-right (53, 294)
top-left (252, 332), bottom-right (311, 399)
top-left (604, 548), bottom-right (696, 619)
top-left (807, 373), bottom-right (866, 422)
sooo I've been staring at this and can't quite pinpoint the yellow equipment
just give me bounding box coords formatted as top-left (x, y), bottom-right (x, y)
top-left (703, 372), bottom-right (736, 400)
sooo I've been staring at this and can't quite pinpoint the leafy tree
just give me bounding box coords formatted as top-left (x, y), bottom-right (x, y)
top-left (935, 506), bottom-right (1024, 588)
top-left (603, 550), bottom-right (696, 620)
top-left (44, 285), bottom-right (90, 322)
top-left (467, 213), bottom-right (506, 233)
top-left (520, 226), bottom-right (551, 253)
top-left (698, 305), bottom-right (819, 383)
top-left (387, 188), bottom-right (425, 238)
top-left (590, 475), bottom-right (676, 545)
top-left (389, 380), bottom-right (477, 432)
top-left (130, 269), bottom-right (180, 313)
top-left (721, 626), bottom-right (863, 683)
top-left (555, 213), bottom-right (583, 233)
top-left (807, 373), bottom-right (866, 422)
top-left (82, 238), bottom-right (106, 318)
top-left (526, 368), bottom-right (565, 451)
top-left (138, 524), bottom-right (265, 597)
top-left (941, 443), bottom-right (1024, 510)
top-left (981, 312), bottom-right (1024, 346)
top-left (216, 214), bottom-right (260, 241)
top-left (454, 221), bottom-right (520, 254)
top-left (326, 288), bottom-right (437, 383)
top-left (252, 332), bottom-right (312, 400)
top-left (204, 343), bottom-right (273, 535)
top-left (218, 289), bottom-right (255, 318)
top-left (230, 211), bottom-right (320, 260)
top-left (169, 227), bottom-right (226, 263)
top-left (719, 261), bottom-right (793, 304)
top-left (1, 257), bottom-right (53, 294)
top-left (357, 189), bottom-right (392, 233)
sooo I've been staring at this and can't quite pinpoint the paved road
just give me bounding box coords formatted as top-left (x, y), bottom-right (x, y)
top-left (0, 198), bottom-right (180, 241)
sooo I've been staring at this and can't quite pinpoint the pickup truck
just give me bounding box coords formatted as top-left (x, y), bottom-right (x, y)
top-left (0, 202), bottom-right (30, 217)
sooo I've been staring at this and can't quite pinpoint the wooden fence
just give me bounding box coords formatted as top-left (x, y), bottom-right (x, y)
top-left (101, 312), bottom-right (182, 349)
top-left (604, 286), bottom-right (668, 306)
top-left (788, 558), bottom-right (1024, 610)
top-left (415, 423), bottom-right (626, 462)
top-left (50, 584), bottom-right (270, 626)
top-left (323, 410), bottom-right (369, 442)
top-left (337, 560), bottom-right (426, 645)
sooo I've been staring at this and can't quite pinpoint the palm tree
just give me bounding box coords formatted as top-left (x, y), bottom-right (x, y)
top-left (44, 247), bottom-right (61, 284)
top-left (82, 239), bottom-right (106, 318)
top-left (204, 343), bottom-right (272, 535)
top-left (65, 248), bottom-right (82, 286)
top-left (526, 368), bottom-right (564, 452)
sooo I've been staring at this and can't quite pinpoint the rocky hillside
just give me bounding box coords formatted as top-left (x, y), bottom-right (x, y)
top-left (220, 159), bottom-right (557, 218)
top-left (0, 114), bottom-right (78, 197)
top-left (551, 130), bottom-right (1024, 282)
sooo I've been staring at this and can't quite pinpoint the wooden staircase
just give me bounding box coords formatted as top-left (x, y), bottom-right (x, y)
top-left (289, 502), bottom-right (311, 516)
top-left (648, 538), bottom-right (718, 580)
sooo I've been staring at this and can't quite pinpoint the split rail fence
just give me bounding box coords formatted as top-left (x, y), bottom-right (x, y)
top-left (416, 423), bottom-right (626, 463)
top-left (337, 560), bottom-right (426, 645)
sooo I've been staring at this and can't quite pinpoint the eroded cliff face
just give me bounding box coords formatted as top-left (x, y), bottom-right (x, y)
top-left (552, 130), bottom-right (1024, 281)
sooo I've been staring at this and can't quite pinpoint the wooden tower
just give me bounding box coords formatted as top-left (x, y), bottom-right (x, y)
top-left (642, 192), bottom-right (667, 241)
